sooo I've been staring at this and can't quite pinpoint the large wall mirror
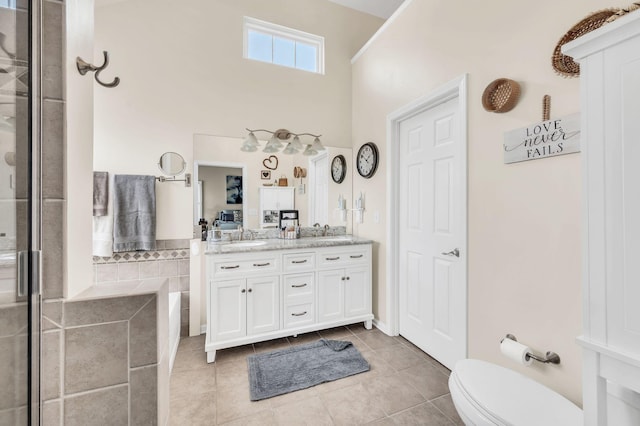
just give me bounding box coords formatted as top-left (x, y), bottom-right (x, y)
top-left (193, 134), bottom-right (353, 232)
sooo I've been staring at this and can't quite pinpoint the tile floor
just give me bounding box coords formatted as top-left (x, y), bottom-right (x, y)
top-left (169, 325), bottom-right (465, 425)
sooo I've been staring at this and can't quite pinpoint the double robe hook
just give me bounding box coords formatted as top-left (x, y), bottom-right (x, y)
top-left (76, 51), bottom-right (120, 88)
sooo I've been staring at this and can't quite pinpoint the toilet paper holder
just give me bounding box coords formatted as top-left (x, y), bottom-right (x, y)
top-left (501, 334), bottom-right (561, 364)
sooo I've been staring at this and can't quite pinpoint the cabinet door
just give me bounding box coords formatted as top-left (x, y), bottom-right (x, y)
top-left (277, 187), bottom-right (295, 210)
top-left (317, 269), bottom-right (345, 322)
top-left (247, 276), bottom-right (280, 335)
top-left (214, 279), bottom-right (246, 341)
top-left (344, 267), bottom-right (370, 318)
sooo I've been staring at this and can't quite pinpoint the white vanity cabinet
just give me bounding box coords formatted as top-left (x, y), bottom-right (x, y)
top-left (212, 276), bottom-right (280, 341)
top-left (563, 11), bottom-right (640, 425)
top-left (206, 242), bottom-right (373, 362)
top-left (259, 187), bottom-right (295, 228)
top-left (317, 246), bottom-right (371, 323)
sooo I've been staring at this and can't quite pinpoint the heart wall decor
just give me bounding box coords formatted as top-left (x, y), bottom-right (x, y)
top-left (263, 155), bottom-right (278, 170)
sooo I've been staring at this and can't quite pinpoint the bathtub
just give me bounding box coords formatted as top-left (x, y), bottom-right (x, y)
top-left (168, 291), bottom-right (181, 373)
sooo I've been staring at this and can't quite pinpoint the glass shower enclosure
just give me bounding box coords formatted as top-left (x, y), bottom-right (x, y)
top-left (0, 0), bottom-right (41, 424)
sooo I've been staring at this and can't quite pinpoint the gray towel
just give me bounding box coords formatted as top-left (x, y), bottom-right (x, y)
top-left (113, 175), bottom-right (157, 252)
top-left (93, 171), bottom-right (109, 216)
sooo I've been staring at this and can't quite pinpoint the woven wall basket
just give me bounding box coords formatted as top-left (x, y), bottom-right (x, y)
top-left (552, 9), bottom-right (619, 77)
top-left (481, 78), bottom-right (521, 113)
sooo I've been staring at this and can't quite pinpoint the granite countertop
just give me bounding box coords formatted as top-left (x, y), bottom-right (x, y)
top-left (205, 235), bottom-right (373, 255)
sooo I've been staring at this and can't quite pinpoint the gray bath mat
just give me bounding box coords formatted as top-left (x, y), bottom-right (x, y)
top-left (247, 339), bottom-right (370, 401)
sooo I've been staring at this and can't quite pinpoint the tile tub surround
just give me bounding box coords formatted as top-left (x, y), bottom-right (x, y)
top-left (93, 238), bottom-right (191, 336)
top-left (93, 238), bottom-right (191, 290)
top-left (40, 280), bottom-right (170, 426)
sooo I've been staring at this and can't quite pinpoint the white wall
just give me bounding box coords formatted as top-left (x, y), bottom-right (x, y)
top-left (66, 0), bottom-right (96, 298)
top-left (351, 0), bottom-right (614, 404)
top-left (93, 0), bottom-right (383, 239)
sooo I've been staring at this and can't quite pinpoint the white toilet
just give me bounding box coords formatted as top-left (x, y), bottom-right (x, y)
top-left (449, 359), bottom-right (583, 426)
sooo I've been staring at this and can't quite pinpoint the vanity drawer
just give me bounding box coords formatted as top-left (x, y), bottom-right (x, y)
top-left (212, 256), bottom-right (279, 277)
top-left (284, 302), bottom-right (315, 328)
top-left (283, 273), bottom-right (314, 301)
top-left (282, 252), bottom-right (315, 273)
top-left (317, 248), bottom-right (369, 269)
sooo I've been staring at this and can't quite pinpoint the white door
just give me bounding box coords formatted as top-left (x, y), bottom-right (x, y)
top-left (398, 96), bottom-right (466, 370)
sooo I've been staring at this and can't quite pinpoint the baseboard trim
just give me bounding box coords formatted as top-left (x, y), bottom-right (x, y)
top-left (373, 318), bottom-right (394, 336)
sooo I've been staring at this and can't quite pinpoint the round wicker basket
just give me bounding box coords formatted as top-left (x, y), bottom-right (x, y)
top-left (552, 9), bottom-right (619, 77)
top-left (481, 78), bottom-right (521, 113)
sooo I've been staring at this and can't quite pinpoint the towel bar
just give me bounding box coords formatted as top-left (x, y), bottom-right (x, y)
top-left (156, 173), bottom-right (192, 187)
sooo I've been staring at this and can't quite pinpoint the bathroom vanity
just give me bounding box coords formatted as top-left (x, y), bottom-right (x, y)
top-left (204, 237), bottom-right (373, 362)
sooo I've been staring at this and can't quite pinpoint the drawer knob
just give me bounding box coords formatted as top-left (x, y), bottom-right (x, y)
top-left (253, 262), bottom-right (271, 267)
top-left (326, 256), bottom-right (340, 261)
top-left (341, 277), bottom-right (345, 281)
top-left (292, 259), bottom-right (308, 264)
top-left (350, 254), bottom-right (363, 259)
top-left (291, 283), bottom-right (308, 288)
top-left (248, 288), bottom-right (253, 293)
top-left (291, 311), bottom-right (307, 317)
top-left (221, 265), bottom-right (240, 270)
top-left (241, 289), bottom-right (246, 293)
top-left (346, 276), bottom-right (350, 280)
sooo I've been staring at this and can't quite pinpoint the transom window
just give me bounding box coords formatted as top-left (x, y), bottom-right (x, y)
top-left (243, 17), bottom-right (324, 75)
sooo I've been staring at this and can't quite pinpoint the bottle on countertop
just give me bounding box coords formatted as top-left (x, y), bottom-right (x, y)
top-left (199, 218), bottom-right (208, 241)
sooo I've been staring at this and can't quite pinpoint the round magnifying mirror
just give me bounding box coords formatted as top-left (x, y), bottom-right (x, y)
top-left (158, 152), bottom-right (186, 176)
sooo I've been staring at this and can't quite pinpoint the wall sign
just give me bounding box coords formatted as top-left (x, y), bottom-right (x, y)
top-left (503, 113), bottom-right (580, 164)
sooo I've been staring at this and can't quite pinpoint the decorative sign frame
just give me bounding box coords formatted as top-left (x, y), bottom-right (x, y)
top-left (503, 113), bottom-right (580, 164)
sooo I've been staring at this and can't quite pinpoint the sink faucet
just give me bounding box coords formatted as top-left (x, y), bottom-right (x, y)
top-left (313, 223), bottom-right (321, 237)
top-left (323, 224), bottom-right (331, 236)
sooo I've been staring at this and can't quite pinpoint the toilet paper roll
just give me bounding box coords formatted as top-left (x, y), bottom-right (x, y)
top-left (500, 337), bottom-right (533, 366)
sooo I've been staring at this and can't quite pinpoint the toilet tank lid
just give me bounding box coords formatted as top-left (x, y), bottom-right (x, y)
top-left (453, 359), bottom-right (583, 426)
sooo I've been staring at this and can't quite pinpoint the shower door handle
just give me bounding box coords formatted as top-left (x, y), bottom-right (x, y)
top-left (441, 248), bottom-right (460, 258)
top-left (17, 250), bottom-right (40, 302)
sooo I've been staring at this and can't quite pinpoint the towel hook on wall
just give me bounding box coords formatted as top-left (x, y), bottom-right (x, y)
top-left (76, 51), bottom-right (120, 88)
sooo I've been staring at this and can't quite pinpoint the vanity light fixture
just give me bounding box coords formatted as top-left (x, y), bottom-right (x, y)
top-left (241, 128), bottom-right (325, 155)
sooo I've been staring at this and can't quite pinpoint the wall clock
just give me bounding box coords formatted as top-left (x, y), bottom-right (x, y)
top-left (356, 142), bottom-right (379, 179)
top-left (331, 155), bottom-right (347, 183)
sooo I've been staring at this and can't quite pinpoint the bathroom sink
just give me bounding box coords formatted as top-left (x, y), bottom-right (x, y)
top-left (229, 240), bottom-right (267, 248)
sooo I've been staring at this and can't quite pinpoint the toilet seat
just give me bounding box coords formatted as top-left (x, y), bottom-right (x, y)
top-left (449, 359), bottom-right (583, 426)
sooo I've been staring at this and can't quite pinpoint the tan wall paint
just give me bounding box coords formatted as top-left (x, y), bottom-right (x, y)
top-left (93, 0), bottom-right (382, 239)
top-left (351, 0), bottom-right (613, 404)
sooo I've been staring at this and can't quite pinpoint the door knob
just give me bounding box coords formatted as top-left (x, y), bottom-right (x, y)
top-left (441, 248), bottom-right (460, 257)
